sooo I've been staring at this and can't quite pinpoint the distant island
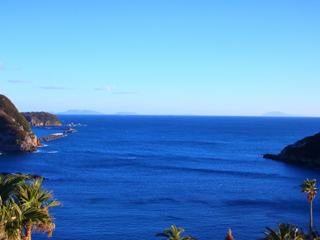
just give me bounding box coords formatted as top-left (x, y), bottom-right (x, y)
top-left (262, 111), bottom-right (293, 117)
top-left (263, 132), bottom-right (320, 167)
top-left (56, 110), bottom-right (105, 115)
top-left (0, 95), bottom-right (39, 152)
top-left (21, 111), bottom-right (62, 126)
top-left (116, 112), bottom-right (137, 115)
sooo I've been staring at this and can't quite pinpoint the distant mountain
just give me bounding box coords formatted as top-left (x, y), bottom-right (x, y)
top-left (262, 111), bottom-right (293, 117)
top-left (116, 112), bottom-right (137, 115)
top-left (56, 110), bottom-right (105, 115)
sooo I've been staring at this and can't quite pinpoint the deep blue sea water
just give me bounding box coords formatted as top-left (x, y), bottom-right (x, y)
top-left (1, 116), bottom-right (320, 240)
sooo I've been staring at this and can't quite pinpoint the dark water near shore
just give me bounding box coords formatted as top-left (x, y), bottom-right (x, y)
top-left (1, 116), bottom-right (320, 239)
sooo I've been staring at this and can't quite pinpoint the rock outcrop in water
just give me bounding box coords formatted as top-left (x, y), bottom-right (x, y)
top-left (21, 111), bottom-right (62, 126)
top-left (39, 133), bottom-right (66, 141)
top-left (263, 132), bottom-right (320, 167)
top-left (0, 95), bottom-right (38, 152)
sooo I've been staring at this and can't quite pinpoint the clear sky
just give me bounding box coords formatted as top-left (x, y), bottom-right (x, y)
top-left (1, 1), bottom-right (319, 116)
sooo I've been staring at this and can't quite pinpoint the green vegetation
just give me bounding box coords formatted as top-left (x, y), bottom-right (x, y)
top-left (156, 225), bottom-right (198, 240)
top-left (0, 174), bottom-right (61, 240)
top-left (21, 112), bottom-right (61, 126)
top-left (300, 179), bottom-right (319, 238)
top-left (258, 179), bottom-right (320, 240)
top-left (0, 114), bottom-right (27, 144)
top-left (0, 95), bottom-right (38, 152)
top-left (0, 95), bottom-right (36, 148)
top-left (1, 174), bottom-right (319, 239)
top-left (157, 179), bottom-right (320, 240)
top-left (0, 95), bottom-right (31, 133)
top-left (261, 222), bottom-right (305, 240)
top-left (263, 133), bottom-right (320, 168)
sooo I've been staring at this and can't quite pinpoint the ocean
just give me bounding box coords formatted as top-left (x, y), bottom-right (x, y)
top-left (1, 116), bottom-right (320, 240)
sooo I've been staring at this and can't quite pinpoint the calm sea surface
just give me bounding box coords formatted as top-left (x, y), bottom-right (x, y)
top-left (1, 116), bottom-right (320, 240)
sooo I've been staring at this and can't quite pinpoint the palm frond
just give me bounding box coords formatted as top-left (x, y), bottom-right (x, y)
top-left (0, 198), bottom-right (23, 240)
top-left (0, 174), bottom-right (28, 202)
top-left (156, 233), bottom-right (170, 238)
top-left (156, 225), bottom-right (196, 240)
top-left (181, 236), bottom-right (198, 240)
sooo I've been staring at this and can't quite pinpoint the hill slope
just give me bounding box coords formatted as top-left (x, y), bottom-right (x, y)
top-left (263, 132), bottom-right (320, 167)
top-left (21, 112), bottom-right (62, 126)
top-left (0, 95), bottom-right (38, 152)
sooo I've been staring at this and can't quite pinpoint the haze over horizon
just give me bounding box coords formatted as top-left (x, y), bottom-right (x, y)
top-left (1, 1), bottom-right (319, 117)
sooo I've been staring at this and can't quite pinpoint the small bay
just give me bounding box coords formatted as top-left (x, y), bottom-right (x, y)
top-left (1, 116), bottom-right (320, 239)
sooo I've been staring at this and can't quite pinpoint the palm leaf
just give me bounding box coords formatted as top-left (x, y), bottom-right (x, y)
top-left (0, 174), bottom-right (28, 202)
top-left (156, 225), bottom-right (196, 240)
top-left (0, 198), bottom-right (23, 240)
top-left (181, 236), bottom-right (198, 240)
top-left (156, 233), bottom-right (170, 237)
top-left (16, 178), bottom-right (61, 239)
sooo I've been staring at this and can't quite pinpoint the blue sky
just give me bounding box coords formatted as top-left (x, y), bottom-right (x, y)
top-left (1, 1), bottom-right (319, 116)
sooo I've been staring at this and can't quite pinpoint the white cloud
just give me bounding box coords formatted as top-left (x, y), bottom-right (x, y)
top-left (0, 63), bottom-right (21, 71)
top-left (113, 92), bottom-right (137, 95)
top-left (38, 86), bottom-right (73, 90)
top-left (94, 86), bottom-right (116, 91)
top-left (8, 80), bottom-right (29, 83)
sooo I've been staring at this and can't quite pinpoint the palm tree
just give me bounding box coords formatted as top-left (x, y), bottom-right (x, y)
top-left (0, 174), bottom-right (29, 203)
top-left (300, 179), bottom-right (319, 239)
top-left (262, 222), bottom-right (305, 240)
top-left (16, 178), bottom-right (61, 240)
top-left (0, 173), bottom-right (28, 240)
top-left (0, 198), bottom-right (23, 240)
top-left (155, 225), bottom-right (198, 240)
top-left (0, 174), bottom-right (60, 240)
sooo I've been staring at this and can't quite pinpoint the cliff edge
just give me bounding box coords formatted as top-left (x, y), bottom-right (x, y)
top-left (263, 132), bottom-right (320, 167)
top-left (21, 111), bottom-right (62, 126)
top-left (0, 95), bottom-right (38, 152)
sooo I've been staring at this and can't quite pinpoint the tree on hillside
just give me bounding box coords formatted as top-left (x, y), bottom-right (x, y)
top-left (155, 225), bottom-right (198, 240)
top-left (300, 179), bottom-right (319, 239)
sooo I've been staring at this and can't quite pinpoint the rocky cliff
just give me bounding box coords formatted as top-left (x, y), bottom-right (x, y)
top-left (0, 95), bottom-right (38, 152)
top-left (21, 112), bottom-right (62, 126)
top-left (263, 132), bottom-right (320, 167)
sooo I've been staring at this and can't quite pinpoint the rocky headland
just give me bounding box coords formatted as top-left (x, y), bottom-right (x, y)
top-left (0, 95), bottom-right (39, 152)
top-left (21, 111), bottom-right (62, 126)
top-left (263, 132), bottom-right (320, 167)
